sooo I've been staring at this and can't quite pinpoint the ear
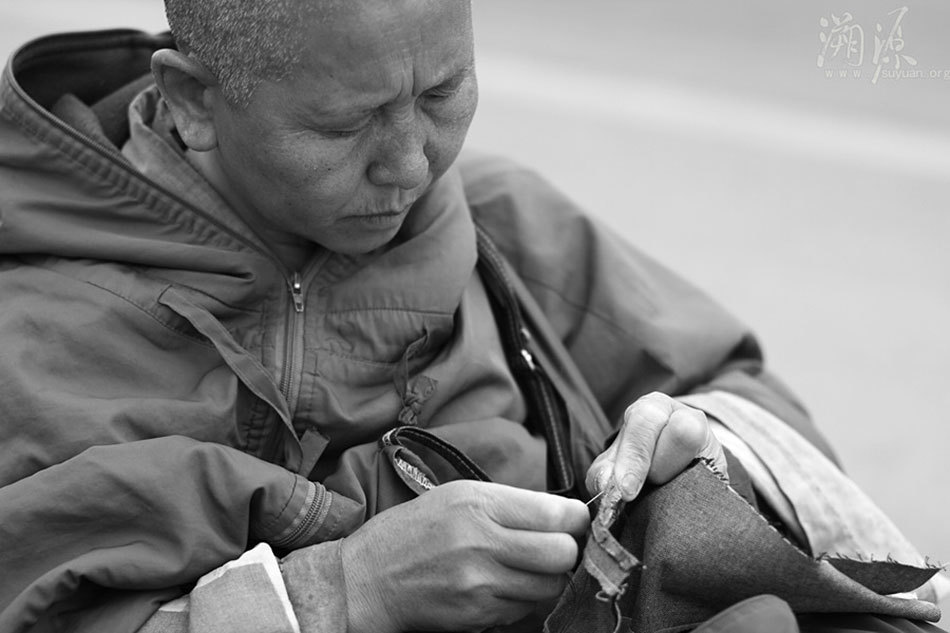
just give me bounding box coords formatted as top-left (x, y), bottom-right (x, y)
top-left (151, 49), bottom-right (220, 152)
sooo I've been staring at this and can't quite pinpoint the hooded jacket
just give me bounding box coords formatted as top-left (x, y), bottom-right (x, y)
top-left (0, 29), bottom-right (836, 632)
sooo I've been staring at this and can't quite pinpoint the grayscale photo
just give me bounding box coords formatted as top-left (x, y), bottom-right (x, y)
top-left (0, 2), bottom-right (947, 632)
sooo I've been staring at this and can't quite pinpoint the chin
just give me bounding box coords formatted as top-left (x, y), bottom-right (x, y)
top-left (320, 228), bottom-right (402, 256)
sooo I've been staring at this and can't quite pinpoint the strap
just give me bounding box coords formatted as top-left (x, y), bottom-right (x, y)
top-left (380, 426), bottom-right (491, 484)
top-left (474, 224), bottom-right (576, 494)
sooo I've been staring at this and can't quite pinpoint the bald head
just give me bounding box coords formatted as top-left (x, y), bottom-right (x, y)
top-left (164, 0), bottom-right (473, 108)
top-left (163, 0), bottom-right (325, 107)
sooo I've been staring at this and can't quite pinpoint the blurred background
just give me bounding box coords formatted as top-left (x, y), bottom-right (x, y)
top-left (2, 0), bottom-right (948, 615)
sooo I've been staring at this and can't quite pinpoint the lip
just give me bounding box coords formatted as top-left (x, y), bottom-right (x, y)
top-left (352, 201), bottom-right (414, 226)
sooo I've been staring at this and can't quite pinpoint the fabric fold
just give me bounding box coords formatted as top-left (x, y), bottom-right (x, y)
top-left (546, 462), bottom-right (941, 633)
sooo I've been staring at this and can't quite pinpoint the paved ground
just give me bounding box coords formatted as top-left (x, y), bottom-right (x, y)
top-left (3, 0), bottom-right (948, 617)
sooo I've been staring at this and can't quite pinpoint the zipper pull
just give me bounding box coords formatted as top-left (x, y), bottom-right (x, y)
top-left (521, 348), bottom-right (537, 371)
top-left (520, 327), bottom-right (537, 371)
top-left (290, 272), bottom-right (305, 313)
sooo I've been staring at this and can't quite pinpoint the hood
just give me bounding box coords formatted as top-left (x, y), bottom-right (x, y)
top-left (0, 30), bottom-right (301, 312)
top-left (0, 30), bottom-right (226, 262)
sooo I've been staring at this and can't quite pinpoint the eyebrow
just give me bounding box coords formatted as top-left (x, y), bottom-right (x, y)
top-left (303, 61), bottom-right (476, 120)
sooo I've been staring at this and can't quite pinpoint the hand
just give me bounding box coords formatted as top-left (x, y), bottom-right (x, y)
top-left (340, 480), bottom-right (589, 633)
top-left (586, 392), bottom-right (727, 502)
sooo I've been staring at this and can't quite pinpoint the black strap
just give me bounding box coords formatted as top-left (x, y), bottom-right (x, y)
top-left (380, 426), bottom-right (492, 483)
top-left (474, 225), bottom-right (576, 495)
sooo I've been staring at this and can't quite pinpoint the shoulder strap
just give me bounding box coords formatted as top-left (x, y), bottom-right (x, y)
top-left (473, 224), bottom-right (577, 495)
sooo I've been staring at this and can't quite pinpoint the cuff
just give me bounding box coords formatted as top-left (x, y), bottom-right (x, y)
top-left (281, 540), bottom-right (349, 633)
top-left (140, 543), bottom-right (302, 633)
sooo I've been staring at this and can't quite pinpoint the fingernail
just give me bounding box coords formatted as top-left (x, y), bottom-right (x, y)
top-left (620, 473), bottom-right (641, 498)
top-left (596, 469), bottom-right (610, 492)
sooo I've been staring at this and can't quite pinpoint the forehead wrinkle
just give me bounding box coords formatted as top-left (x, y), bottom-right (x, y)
top-left (300, 52), bottom-right (416, 117)
top-left (274, 0), bottom-right (472, 117)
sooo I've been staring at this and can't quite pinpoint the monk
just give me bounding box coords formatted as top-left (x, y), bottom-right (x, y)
top-left (0, 1), bottom-right (943, 632)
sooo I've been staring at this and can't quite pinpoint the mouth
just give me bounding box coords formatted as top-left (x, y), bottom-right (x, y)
top-left (352, 201), bottom-right (415, 227)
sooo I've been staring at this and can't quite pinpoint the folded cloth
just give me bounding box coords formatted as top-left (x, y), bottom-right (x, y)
top-left (139, 544), bottom-right (300, 633)
top-left (544, 462), bottom-right (942, 633)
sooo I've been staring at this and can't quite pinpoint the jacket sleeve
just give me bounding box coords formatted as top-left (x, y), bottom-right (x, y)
top-left (459, 152), bottom-right (836, 460)
top-left (0, 264), bottom-right (363, 632)
top-left (0, 436), bottom-right (341, 633)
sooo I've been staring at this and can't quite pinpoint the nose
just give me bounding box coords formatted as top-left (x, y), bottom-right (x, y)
top-left (367, 111), bottom-right (430, 190)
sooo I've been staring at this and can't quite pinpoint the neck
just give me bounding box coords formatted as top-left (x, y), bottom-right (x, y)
top-left (186, 148), bottom-right (315, 272)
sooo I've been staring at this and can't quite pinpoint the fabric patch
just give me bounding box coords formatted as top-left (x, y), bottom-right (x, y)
top-left (190, 564), bottom-right (297, 633)
top-left (136, 610), bottom-right (189, 633)
top-left (140, 543), bottom-right (302, 633)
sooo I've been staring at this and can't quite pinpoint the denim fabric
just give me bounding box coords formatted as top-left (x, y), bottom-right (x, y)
top-left (680, 391), bottom-right (931, 568)
top-left (797, 614), bottom-right (948, 633)
top-left (544, 462), bottom-right (942, 633)
top-left (691, 595), bottom-right (798, 633)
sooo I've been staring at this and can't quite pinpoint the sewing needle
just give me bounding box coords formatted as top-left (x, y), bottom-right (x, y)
top-left (585, 490), bottom-right (605, 507)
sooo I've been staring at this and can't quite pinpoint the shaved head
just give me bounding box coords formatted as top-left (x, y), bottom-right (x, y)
top-left (164, 0), bottom-right (472, 108)
top-left (163, 0), bottom-right (326, 107)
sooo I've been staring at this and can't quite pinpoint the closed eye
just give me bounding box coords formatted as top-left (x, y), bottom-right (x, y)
top-left (423, 70), bottom-right (472, 102)
top-left (320, 127), bottom-right (364, 139)
top-left (316, 115), bottom-right (373, 139)
top-left (424, 84), bottom-right (461, 101)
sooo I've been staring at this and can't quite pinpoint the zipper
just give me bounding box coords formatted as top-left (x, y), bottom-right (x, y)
top-left (277, 257), bottom-right (327, 423)
top-left (279, 272), bottom-right (306, 421)
top-left (274, 484), bottom-right (333, 549)
top-left (290, 272), bottom-right (305, 314)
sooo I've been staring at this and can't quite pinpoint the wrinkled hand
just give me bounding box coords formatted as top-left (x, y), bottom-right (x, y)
top-left (340, 480), bottom-right (589, 633)
top-left (586, 392), bottom-right (727, 501)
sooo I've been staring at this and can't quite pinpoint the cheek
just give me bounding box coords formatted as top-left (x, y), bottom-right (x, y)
top-left (265, 138), bottom-right (369, 205)
top-left (427, 86), bottom-right (478, 172)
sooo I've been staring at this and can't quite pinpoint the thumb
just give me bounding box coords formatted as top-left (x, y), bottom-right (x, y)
top-left (647, 405), bottom-right (728, 485)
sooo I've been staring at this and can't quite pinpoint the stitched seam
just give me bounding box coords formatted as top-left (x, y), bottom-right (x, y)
top-left (319, 307), bottom-right (454, 317)
top-left (142, 270), bottom-right (264, 315)
top-left (1, 94), bottom-right (258, 256)
top-left (275, 476), bottom-right (303, 526)
top-left (520, 274), bottom-right (636, 339)
top-left (259, 473), bottom-right (301, 534)
top-left (40, 272), bottom-right (216, 347)
top-left (83, 280), bottom-right (213, 345)
top-left (319, 348), bottom-right (420, 367)
top-left (468, 163), bottom-right (652, 338)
